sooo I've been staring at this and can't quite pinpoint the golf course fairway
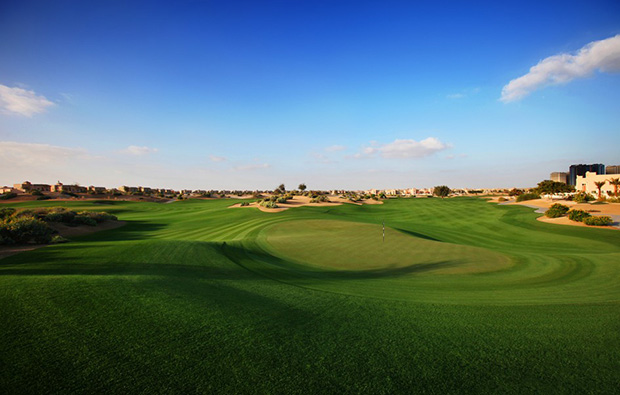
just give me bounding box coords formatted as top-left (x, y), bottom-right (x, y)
top-left (1, 197), bottom-right (619, 393)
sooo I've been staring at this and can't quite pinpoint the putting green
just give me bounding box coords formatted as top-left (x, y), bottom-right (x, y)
top-left (262, 219), bottom-right (512, 274)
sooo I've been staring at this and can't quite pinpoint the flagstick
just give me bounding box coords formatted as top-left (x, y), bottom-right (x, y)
top-left (382, 220), bottom-right (385, 243)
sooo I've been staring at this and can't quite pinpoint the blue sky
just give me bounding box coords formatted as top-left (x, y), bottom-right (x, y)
top-left (1, 0), bottom-right (619, 190)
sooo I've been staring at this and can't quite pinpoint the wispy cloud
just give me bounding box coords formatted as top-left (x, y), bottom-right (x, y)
top-left (325, 144), bottom-right (346, 152)
top-left (0, 141), bottom-right (91, 164)
top-left (233, 163), bottom-right (270, 171)
top-left (209, 155), bottom-right (227, 162)
top-left (121, 145), bottom-right (159, 156)
top-left (352, 137), bottom-right (449, 159)
top-left (446, 93), bottom-right (465, 99)
top-left (311, 152), bottom-right (336, 164)
top-left (0, 84), bottom-right (54, 116)
top-left (501, 34), bottom-right (620, 102)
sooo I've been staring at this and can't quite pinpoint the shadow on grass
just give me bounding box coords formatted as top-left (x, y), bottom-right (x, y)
top-left (394, 227), bottom-right (441, 242)
top-left (222, 243), bottom-right (462, 280)
top-left (0, 239), bottom-right (462, 282)
top-left (70, 220), bottom-right (168, 242)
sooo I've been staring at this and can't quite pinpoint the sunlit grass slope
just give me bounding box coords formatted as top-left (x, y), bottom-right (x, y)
top-left (1, 198), bottom-right (619, 393)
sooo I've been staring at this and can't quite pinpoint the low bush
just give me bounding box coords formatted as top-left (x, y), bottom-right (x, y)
top-left (568, 209), bottom-right (591, 222)
top-left (572, 192), bottom-right (594, 203)
top-left (0, 217), bottom-right (54, 245)
top-left (30, 189), bottom-right (43, 196)
top-left (545, 203), bottom-right (570, 218)
top-left (72, 215), bottom-right (97, 226)
top-left (516, 193), bottom-right (540, 202)
top-left (239, 202), bottom-right (250, 207)
top-left (310, 195), bottom-right (330, 203)
top-left (497, 197), bottom-right (507, 202)
top-left (37, 195), bottom-right (52, 200)
top-left (0, 208), bottom-right (16, 220)
top-left (582, 216), bottom-right (613, 226)
top-left (276, 197), bottom-right (288, 204)
top-left (260, 201), bottom-right (278, 208)
top-left (0, 192), bottom-right (17, 200)
top-left (78, 211), bottom-right (117, 223)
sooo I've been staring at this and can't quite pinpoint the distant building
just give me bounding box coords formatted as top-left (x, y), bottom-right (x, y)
top-left (13, 181), bottom-right (51, 192)
top-left (606, 165), bottom-right (620, 175)
top-left (119, 186), bottom-right (139, 193)
top-left (1, 186), bottom-right (16, 194)
top-left (139, 187), bottom-right (152, 194)
top-left (550, 172), bottom-right (568, 184)
top-left (52, 182), bottom-right (87, 194)
top-left (575, 172), bottom-right (615, 197)
top-left (569, 164), bottom-right (605, 186)
top-left (88, 186), bottom-right (106, 194)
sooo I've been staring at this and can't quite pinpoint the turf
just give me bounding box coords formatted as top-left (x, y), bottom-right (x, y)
top-left (1, 197), bottom-right (619, 394)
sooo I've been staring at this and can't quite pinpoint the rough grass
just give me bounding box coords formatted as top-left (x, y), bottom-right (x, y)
top-left (0, 198), bottom-right (619, 394)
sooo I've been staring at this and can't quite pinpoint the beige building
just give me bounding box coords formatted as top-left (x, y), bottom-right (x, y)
top-left (575, 172), bottom-right (617, 197)
top-left (1, 186), bottom-right (16, 194)
top-left (13, 181), bottom-right (51, 192)
top-left (52, 182), bottom-right (87, 194)
top-left (550, 172), bottom-right (568, 183)
top-left (607, 165), bottom-right (620, 174)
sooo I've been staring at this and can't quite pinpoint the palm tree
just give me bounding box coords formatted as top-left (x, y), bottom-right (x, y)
top-left (608, 178), bottom-right (620, 197)
top-left (594, 181), bottom-right (606, 200)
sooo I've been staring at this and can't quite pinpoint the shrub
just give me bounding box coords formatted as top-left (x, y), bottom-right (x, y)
top-left (516, 193), bottom-right (540, 202)
top-left (78, 211), bottom-right (117, 223)
top-left (0, 208), bottom-right (16, 220)
top-left (239, 202), bottom-right (250, 207)
top-left (0, 217), bottom-right (54, 244)
top-left (0, 192), bottom-right (17, 200)
top-left (310, 195), bottom-right (330, 203)
top-left (72, 215), bottom-right (97, 226)
top-left (260, 200), bottom-right (278, 208)
top-left (30, 189), bottom-right (43, 196)
top-left (573, 192), bottom-right (594, 203)
top-left (568, 209), bottom-right (591, 222)
top-left (44, 208), bottom-right (76, 223)
top-left (51, 235), bottom-right (69, 244)
top-left (545, 203), bottom-right (570, 218)
top-left (37, 195), bottom-right (52, 200)
top-left (276, 197), bottom-right (288, 204)
top-left (497, 197), bottom-right (507, 202)
top-left (582, 216), bottom-right (612, 226)
top-left (508, 188), bottom-right (523, 196)
top-left (61, 191), bottom-right (78, 198)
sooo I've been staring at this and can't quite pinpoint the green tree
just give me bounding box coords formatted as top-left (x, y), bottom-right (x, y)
top-left (298, 183), bottom-right (307, 192)
top-left (433, 185), bottom-right (451, 198)
top-left (274, 184), bottom-right (286, 195)
top-left (594, 181), bottom-right (606, 200)
top-left (608, 178), bottom-right (620, 197)
top-left (534, 180), bottom-right (574, 195)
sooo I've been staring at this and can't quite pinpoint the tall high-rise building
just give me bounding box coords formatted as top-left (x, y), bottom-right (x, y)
top-left (550, 172), bottom-right (568, 183)
top-left (606, 165), bottom-right (620, 175)
top-left (568, 164), bottom-right (605, 186)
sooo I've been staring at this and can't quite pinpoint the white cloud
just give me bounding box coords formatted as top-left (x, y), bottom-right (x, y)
top-left (501, 34), bottom-right (620, 102)
top-left (0, 84), bottom-right (55, 116)
top-left (122, 145), bottom-right (159, 155)
top-left (233, 163), bottom-right (270, 171)
top-left (209, 155), bottom-right (227, 162)
top-left (447, 93), bottom-right (465, 99)
top-left (325, 144), bottom-right (346, 152)
top-left (353, 137), bottom-right (449, 159)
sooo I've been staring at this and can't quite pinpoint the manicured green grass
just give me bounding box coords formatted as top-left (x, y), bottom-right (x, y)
top-left (1, 197), bottom-right (619, 393)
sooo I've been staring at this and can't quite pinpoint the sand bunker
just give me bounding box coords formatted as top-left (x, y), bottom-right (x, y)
top-left (230, 195), bottom-right (383, 213)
